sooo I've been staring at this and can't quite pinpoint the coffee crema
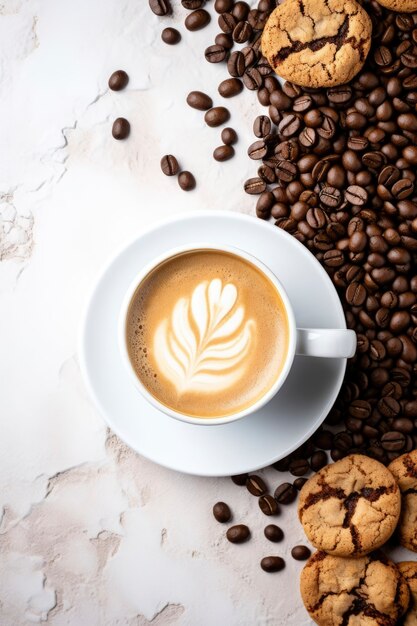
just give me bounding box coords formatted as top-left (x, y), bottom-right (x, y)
top-left (126, 250), bottom-right (289, 418)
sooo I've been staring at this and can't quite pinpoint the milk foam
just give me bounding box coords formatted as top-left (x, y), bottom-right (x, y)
top-left (153, 278), bottom-right (255, 393)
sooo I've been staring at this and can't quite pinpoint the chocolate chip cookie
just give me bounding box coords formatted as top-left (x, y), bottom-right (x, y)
top-left (298, 454), bottom-right (401, 557)
top-left (375, 0), bottom-right (417, 12)
top-left (261, 0), bottom-right (372, 88)
top-left (301, 551), bottom-right (410, 626)
top-left (398, 562), bottom-right (417, 626)
top-left (389, 451), bottom-right (417, 552)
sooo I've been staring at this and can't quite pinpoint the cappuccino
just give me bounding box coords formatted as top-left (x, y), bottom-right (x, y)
top-left (126, 250), bottom-right (289, 418)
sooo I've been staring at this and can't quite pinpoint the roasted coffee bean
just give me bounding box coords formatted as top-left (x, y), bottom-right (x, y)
top-left (185, 8), bottom-right (210, 30)
top-left (248, 140), bottom-right (267, 160)
top-left (204, 107), bottom-right (230, 127)
top-left (213, 145), bottom-right (234, 161)
top-left (213, 502), bottom-right (231, 523)
top-left (289, 458), bottom-right (310, 476)
top-left (227, 51), bottom-right (245, 77)
top-left (291, 545), bottom-right (311, 561)
top-left (178, 171), bottom-right (196, 191)
top-left (218, 78), bottom-right (243, 98)
top-left (214, 0), bottom-right (233, 12)
top-left (320, 186), bottom-right (342, 208)
top-left (259, 494), bottom-right (279, 515)
top-left (149, 0), bottom-right (171, 16)
top-left (392, 418), bottom-right (414, 434)
top-left (226, 524), bottom-right (250, 543)
top-left (348, 399), bottom-right (372, 419)
top-left (221, 127), bottom-right (237, 145)
top-left (243, 68), bottom-right (263, 90)
top-left (254, 115), bottom-right (271, 138)
top-left (264, 524), bottom-right (284, 542)
top-left (378, 396), bottom-right (401, 417)
top-left (112, 117), bottom-right (130, 140)
top-left (187, 91), bottom-right (213, 111)
top-left (231, 473), bottom-right (248, 486)
top-left (244, 177), bottom-right (266, 194)
top-left (108, 70), bottom-right (129, 91)
top-left (161, 27), bottom-right (181, 44)
top-left (260, 556), bottom-right (285, 572)
top-left (346, 282), bottom-right (367, 306)
top-left (246, 475), bottom-right (267, 496)
top-left (218, 12), bottom-right (237, 33)
top-left (345, 185), bottom-right (367, 206)
top-left (381, 431), bottom-right (406, 451)
top-left (293, 477), bottom-right (308, 490)
top-left (205, 44), bottom-right (227, 63)
top-left (233, 21), bottom-right (252, 43)
top-left (274, 482), bottom-right (297, 504)
top-left (182, 0), bottom-right (205, 8)
top-left (160, 154), bottom-right (179, 176)
top-left (278, 114), bottom-right (301, 137)
top-left (310, 450), bottom-right (327, 472)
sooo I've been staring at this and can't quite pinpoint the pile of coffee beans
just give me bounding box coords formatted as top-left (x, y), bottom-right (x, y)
top-left (148, 0), bottom-right (417, 569)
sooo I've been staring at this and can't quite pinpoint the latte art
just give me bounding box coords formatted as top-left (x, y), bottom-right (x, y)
top-left (154, 279), bottom-right (256, 393)
top-left (126, 249), bottom-right (289, 418)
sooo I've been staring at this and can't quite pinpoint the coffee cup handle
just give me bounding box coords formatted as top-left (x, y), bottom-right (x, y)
top-left (296, 328), bottom-right (357, 359)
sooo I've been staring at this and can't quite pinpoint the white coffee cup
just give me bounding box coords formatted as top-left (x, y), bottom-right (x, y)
top-left (119, 243), bottom-right (356, 426)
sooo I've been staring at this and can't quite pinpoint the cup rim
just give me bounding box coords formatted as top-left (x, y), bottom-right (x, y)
top-left (118, 243), bottom-right (297, 426)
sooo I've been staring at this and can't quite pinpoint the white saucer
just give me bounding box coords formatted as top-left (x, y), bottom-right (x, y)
top-left (79, 211), bottom-right (347, 477)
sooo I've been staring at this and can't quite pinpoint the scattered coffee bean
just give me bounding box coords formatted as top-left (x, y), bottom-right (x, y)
top-left (205, 44), bottom-right (227, 63)
top-left (186, 90), bottom-right (213, 111)
top-left (310, 450), bottom-right (327, 472)
top-left (213, 502), bottom-right (231, 523)
top-left (291, 545), bottom-right (311, 561)
top-left (226, 524), bottom-right (250, 543)
top-left (264, 524), bottom-right (284, 542)
top-left (221, 127), bottom-right (237, 145)
top-left (182, 0), bottom-right (204, 8)
top-left (260, 556), bottom-right (285, 572)
top-left (204, 107), bottom-right (230, 127)
top-left (244, 177), bottom-right (266, 195)
top-left (231, 473), bottom-right (248, 486)
top-left (246, 475), bottom-right (267, 496)
top-left (259, 494), bottom-right (279, 515)
top-left (289, 458), bottom-right (310, 476)
top-left (218, 78), bottom-right (243, 98)
top-left (213, 145), bottom-right (234, 161)
top-left (149, 0), bottom-right (171, 16)
top-left (108, 70), bottom-right (129, 91)
top-left (293, 477), bottom-right (308, 490)
top-left (185, 8), bottom-right (210, 31)
top-left (160, 154), bottom-right (179, 176)
top-left (112, 117), bottom-right (130, 140)
top-left (178, 171), bottom-right (196, 191)
top-left (274, 482), bottom-right (297, 504)
top-left (161, 27), bottom-right (181, 44)
top-left (381, 431), bottom-right (406, 451)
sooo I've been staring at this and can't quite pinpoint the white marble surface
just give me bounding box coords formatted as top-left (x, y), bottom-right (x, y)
top-left (1, 1), bottom-right (409, 624)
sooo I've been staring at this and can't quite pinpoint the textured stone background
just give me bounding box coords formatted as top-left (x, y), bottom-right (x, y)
top-left (1, 1), bottom-right (408, 624)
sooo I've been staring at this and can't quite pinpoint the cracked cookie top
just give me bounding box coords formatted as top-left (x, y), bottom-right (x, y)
top-left (374, 0), bottom-right (417, 12)
top-left (261, 0), bottom-right (372, 88)
top-left (298, 454), bottom-right (401, 557)
top-left (389, 451), bottom-right (417, 553)
top-left (398, 562), bottom-right (417, 626)
top-left (300, 551), bottom-right (410, 626)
